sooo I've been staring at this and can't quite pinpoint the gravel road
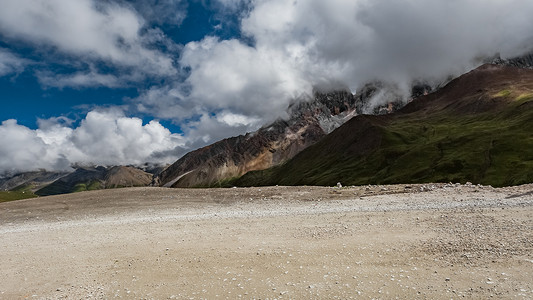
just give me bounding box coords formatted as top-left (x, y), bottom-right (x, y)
top-left (1, 183), bottom-right (532, 299)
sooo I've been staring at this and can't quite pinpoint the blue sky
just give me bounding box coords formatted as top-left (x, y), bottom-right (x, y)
top-left (1, 0), bottom-right (532, 175)
top-left (0, 0), bottom-right (241, 131)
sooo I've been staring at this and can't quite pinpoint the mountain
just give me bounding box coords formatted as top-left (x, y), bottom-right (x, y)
top-left (232, 64), bottom-right (533, 187)
top-left (158, 91), bottom-right (360, 188)
top-left (0, 170), bottom-right (70, 202)
top-left (493, 52), bottom-right (533, 69)
top-left (0, 170), bottom-right (70, 192)
top-left (104, 165), bottom-right (154, 188)
top-left (35, 166), bottom-right (153, 196)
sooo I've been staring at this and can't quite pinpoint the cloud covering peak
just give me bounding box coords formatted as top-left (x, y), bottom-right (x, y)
top-left (170, 0), bottom-right (533, 127)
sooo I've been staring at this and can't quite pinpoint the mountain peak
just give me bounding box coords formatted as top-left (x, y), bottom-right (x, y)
top-left (157, 91), bottom-right (362, 188)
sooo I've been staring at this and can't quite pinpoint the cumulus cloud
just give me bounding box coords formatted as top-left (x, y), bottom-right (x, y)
top-left (68, 110), bottom-right (184, 164)
top-left (0, 0), bottom-right (177, 82)
top-left (180, 36), bottom-right (310, 123)
top-left (0, 111), bottom-right (185, 175)
top-left (0, 120), bottom-right (68, 174)
top-left (134, 84), bottom-right (196, 120)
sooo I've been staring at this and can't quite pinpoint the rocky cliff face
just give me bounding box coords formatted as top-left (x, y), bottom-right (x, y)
top-left (158, 91), bottom-right (360, 188)
top-left (493, 52), bottom-right (533, 69)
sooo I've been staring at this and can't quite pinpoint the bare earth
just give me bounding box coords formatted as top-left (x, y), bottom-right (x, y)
top-left (0, 184), bottom-right (532, 299)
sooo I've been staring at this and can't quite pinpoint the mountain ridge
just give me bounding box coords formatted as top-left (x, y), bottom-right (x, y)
top-left (157, 91), bottom-right (363, 188)
top-left (35, 165), bottom-right (154, 196)
top-left (231, 64), bottom-right (533, 187)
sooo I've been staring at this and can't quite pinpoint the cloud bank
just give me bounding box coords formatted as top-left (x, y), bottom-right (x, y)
top-left (135, 0), bottom-right (533, 144)
top-left (178, 0), bottom-right (533, 118)
top-left (0, 111), bottom-right (184, 176)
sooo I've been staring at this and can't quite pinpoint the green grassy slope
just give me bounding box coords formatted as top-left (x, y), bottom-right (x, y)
top-left (232, 66), bottom-right (533, 187)
top-left (0, 184), bottom-right (38, 203)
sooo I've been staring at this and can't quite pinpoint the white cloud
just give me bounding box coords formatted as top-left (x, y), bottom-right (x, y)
top-left (132, 81), bottom-right (265, 149)
top-left (180, 37), bottom-right (311, 123)
top-left (0, 120), bottom-right (68, 174)
top-left (69, 110), bottom-right (184, 165)
top-left (180, 112), bottom-right (261, 150)
top-left (0, 111), bottom-right (185, 175)
top-left (216, 111), bottom-right (260, 127)
top-left (169, 0), bottom-right (533, 128)
top-left (133, 84), bottom-right (196, 120)
top-left (0, 0), bottom-right (177, 78)
top-left (243, 0), bottom-right (533, 87)
top-left (126, 0), bottom-right (533, 154)
top-left (0, 48), bottom-right (29, 76)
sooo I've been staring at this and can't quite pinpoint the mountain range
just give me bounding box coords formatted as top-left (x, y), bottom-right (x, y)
top-left (34, 165), bottom-right (154, 196)
top-left (0, 166), bottom-right (155, 200)
top-left (231, 64), bottom-right (533, 187)
top-left (1, 55), bottom-right (532, 200)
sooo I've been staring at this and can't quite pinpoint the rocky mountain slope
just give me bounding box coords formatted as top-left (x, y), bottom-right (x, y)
top-left (494, 52), bottom-right (533, 69)
top-left (232, 64), bottom-right (533, 187)
top-left (157, 91), bottom-right (361, 188)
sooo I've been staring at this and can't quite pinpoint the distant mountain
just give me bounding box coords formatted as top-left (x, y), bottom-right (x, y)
top-left (158, 91), bottom-right (360, 188)
top-left (0, 170), bottom-right (70, 192)
top-left (35, 166), bottom-right (153, 196)
top-left (104, 165), bottom-right (154, 188)
top-left (232, 64), bottom-right (533, 187)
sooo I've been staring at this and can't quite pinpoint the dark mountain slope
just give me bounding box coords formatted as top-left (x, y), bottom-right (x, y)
top-left (233, 64), bottom-right (533, 187)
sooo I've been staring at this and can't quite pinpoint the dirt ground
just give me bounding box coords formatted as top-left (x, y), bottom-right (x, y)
top-left (0, 183), bottom-right (532, 299)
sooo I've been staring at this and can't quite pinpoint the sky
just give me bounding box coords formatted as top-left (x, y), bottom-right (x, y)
top-left (1, 0), bottom-right (533, 175)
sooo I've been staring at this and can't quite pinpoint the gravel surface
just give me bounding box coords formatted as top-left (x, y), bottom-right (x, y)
top-left (0, 183), bottom-right (532, 299)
